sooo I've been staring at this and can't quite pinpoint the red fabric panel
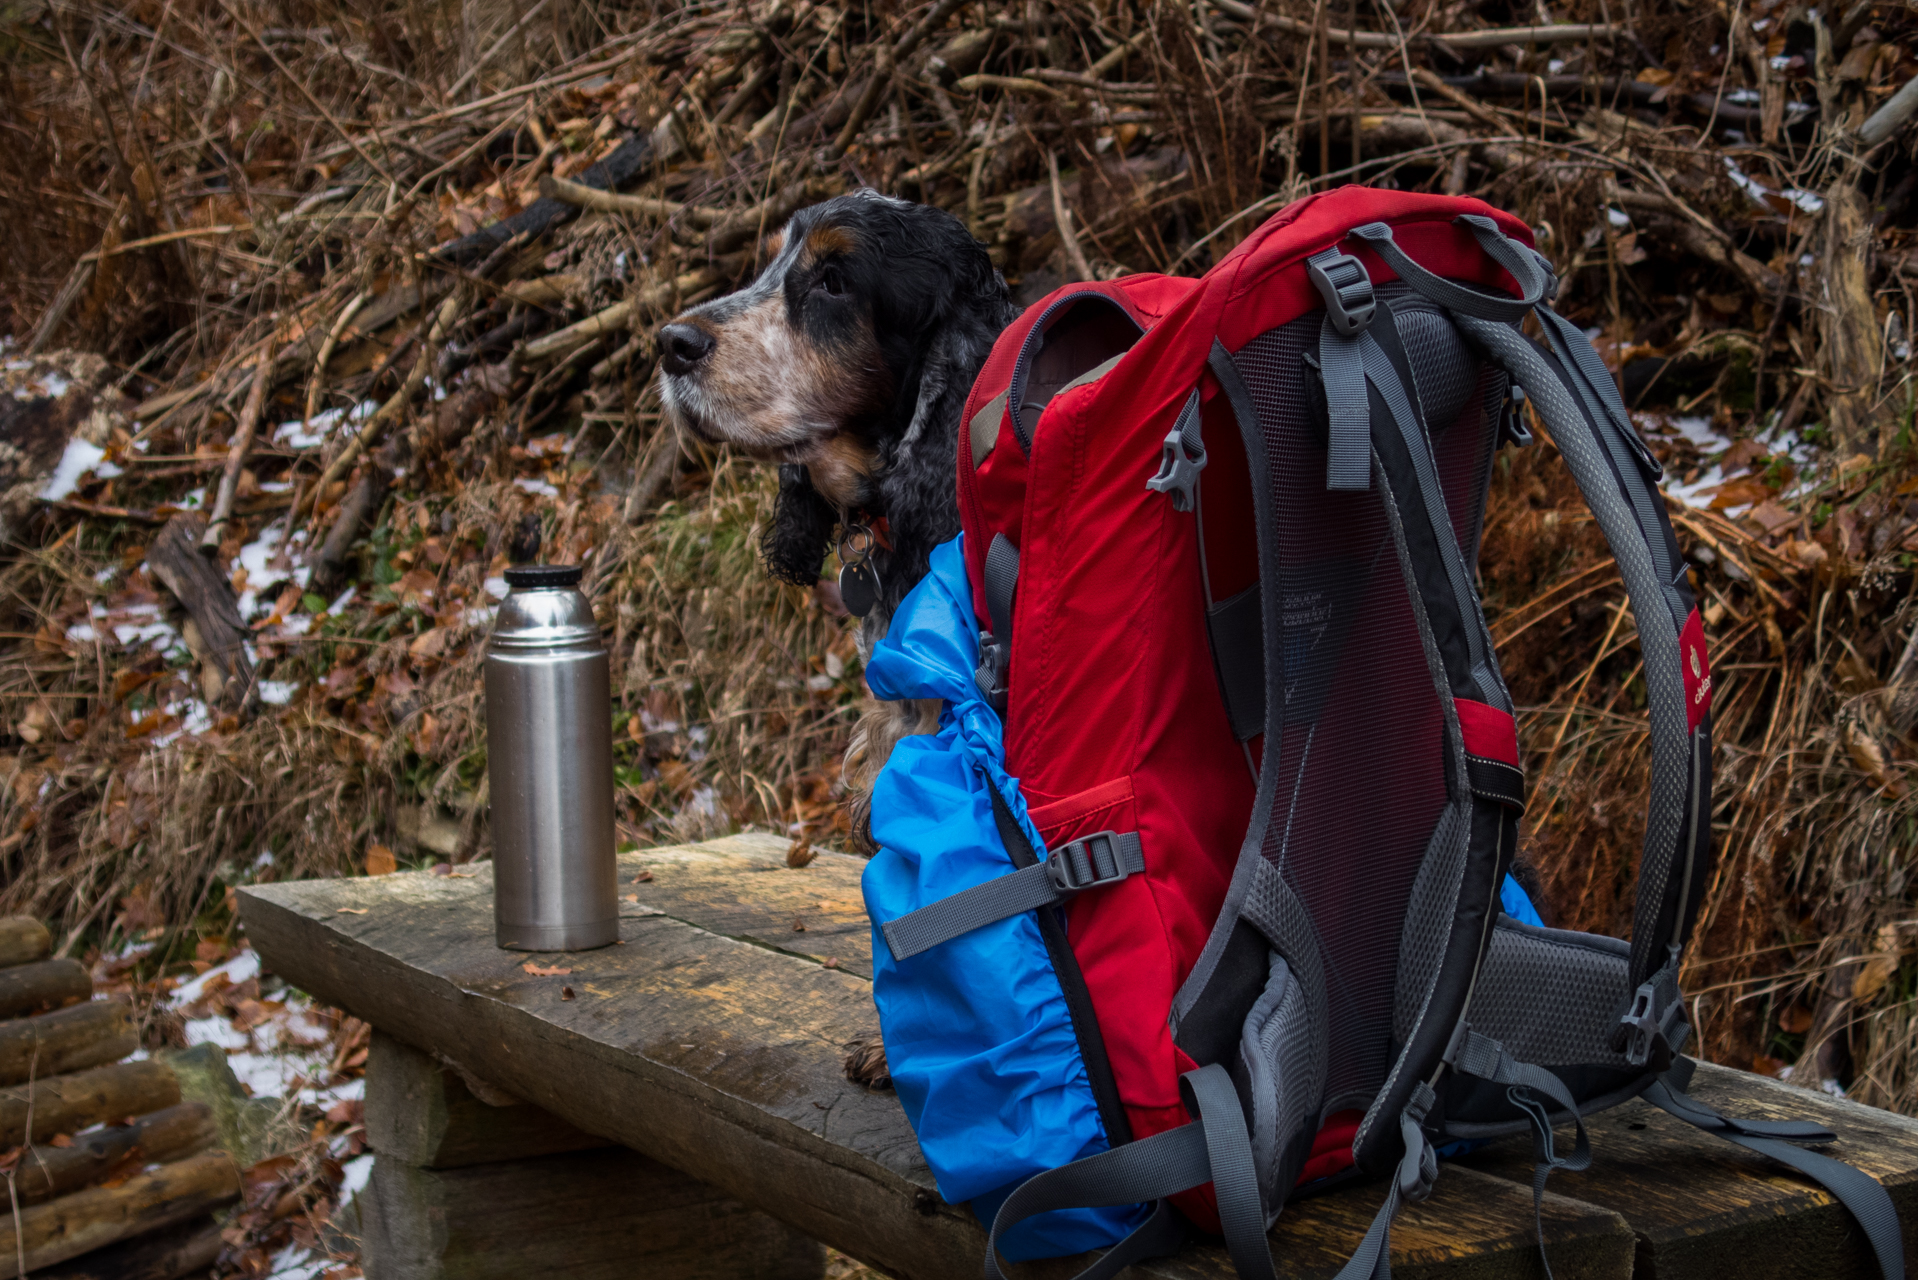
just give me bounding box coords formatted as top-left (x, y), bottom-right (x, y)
top-left (1296, 1111), bottom-right (1364, 1185)
top-left (1454, 698), bottom-right (1520, 767)
top-left (1028, 776), bottom-right (1135, 835)
top-left (1679, 607), bottom-right (1712, 732)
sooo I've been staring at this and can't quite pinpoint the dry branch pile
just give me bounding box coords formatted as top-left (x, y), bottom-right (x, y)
top-left (3, 0), bottom-right (1918, 1119)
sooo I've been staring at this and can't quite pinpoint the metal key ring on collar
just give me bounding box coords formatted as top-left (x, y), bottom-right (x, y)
top-left (838, 524), bottom-right (875, 564)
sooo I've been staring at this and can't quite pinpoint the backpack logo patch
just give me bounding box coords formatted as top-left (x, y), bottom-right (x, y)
top-left (1680, 608), bottom-right (1712, 733)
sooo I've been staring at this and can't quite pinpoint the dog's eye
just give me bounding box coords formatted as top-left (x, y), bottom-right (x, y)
top-left (813, 265), bottom-right (848, 298)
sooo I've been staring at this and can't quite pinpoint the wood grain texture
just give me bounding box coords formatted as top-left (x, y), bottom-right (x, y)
top-left (0, 1060), bottom-right (182, 1147)
top-left (28, 1216), bottom-right (224, 1280)
top-left (0, 999), bottom-right (139, 1086)
top-left (365, 1030), bottom-right (610, 1168)
top-left (360, 1145), bottom-right (827, 1280)
top-left (6, 1102), bottom-right (218, 1207)
top-left (0, 917), bottom-right (51, 968)
top-left (0, 1150), bottom-right (241, 1279)
top-left (1459, 1064), bottom-right (1918, 1279)
top-left (239, 838), bottom-right (1636, 1280)
top-left (0, 958), bottom-right (91, 1019)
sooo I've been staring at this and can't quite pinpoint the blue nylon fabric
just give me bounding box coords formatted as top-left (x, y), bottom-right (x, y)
top-left (862, 536), bottom-right (1148, 1259)
top-left (1500, 875), bottom-right (1543, 928)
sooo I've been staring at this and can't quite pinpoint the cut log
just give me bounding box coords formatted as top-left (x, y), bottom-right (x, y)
top-left (0, 958), bottom-right (91, 1020)
top-left (7, 1102), bottom-right (217, 1207)
top-left (361, 1145), bottom-right (826, 1280)
top-left (0, 918), bottom-right (51, 968)
top-left (0, 999), bottom-right (138, 1086)
top-left (366, 1031), bottom-right (609, 1169)
top-left (0, 1060), bottom-right (182, 1148)
top-left (28, 1215), bottom-right (224, 1280)
top-left (0, 1150), bottom-right (242, 1279)
top-left (144, 513), bottom-right (254, 709)
top-left (1816, 181), bottom-right (1888, 458)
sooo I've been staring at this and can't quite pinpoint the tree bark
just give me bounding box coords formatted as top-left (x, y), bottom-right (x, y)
top-left (0, 1000), bottom-right (138, 1087)
top-left (145, 514), bottom-right (255, 710)
top-left (6, 1102), bottom-right (217, 1207)
top-left (1817, 181), bottom-right (1887, 458)
top-left (0, 917), bottom-right (50, 968)
top-left (0, 958), bottom-right (90, 1020)
top-left (0, 1151), bottom-right (241, 1279)
top-left (27, 1215), bottom-right (223, 1280)
top-left (0, 1060), bottom-right (182, 1148)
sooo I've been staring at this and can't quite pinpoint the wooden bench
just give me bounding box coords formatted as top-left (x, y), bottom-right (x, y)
top-left (238, 834), bottom-right (1918, 1279)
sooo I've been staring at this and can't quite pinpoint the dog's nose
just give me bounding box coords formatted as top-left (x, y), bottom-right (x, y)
top-left (657, 323), bottom-right (716, 376)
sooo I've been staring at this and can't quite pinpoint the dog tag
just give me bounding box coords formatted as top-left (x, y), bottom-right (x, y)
top-left (839, 559), bottom-right (880, 618)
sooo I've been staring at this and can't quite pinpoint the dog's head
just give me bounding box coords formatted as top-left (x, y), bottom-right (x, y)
top-left (656, 191), bottom-right (1015, 602)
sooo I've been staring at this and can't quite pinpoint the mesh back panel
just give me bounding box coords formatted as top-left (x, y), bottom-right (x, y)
top-left (1235, 320), bottom-right (1449, 1106)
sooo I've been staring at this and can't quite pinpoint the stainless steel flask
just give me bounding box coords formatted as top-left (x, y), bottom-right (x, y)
top-left (485, 564), bottom-right (618, 951)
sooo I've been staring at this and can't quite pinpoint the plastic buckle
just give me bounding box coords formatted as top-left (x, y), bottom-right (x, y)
top-left (1146, 426), bottom-right (1206, 512)
top-left (1619, 979), bottom-right (1687, 1069)
top-left (1046, 830), bottom-right (1134, 895)
top-left (1499, 386), bottom-right (1533, 449)
top-left (975, 632), bottom-right (1009, 715)
top-left (1307, 248), bottom-right (1376, 337)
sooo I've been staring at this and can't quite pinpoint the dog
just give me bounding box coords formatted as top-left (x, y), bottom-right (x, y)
top-left (656, 190), bottom-right (1020, 848)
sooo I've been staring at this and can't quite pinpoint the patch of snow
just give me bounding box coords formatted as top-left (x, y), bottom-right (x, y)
top-left (151, 696), bottom-right (213, 748)
top-left (514, 477), bottom-right (560, 498)
top-left (258, 679), bottom-right (300, 705)
top-left (325, 585), bottom-right (356, 615)
top-left (274, 400), bottom-right (377, 450)
top-left (66, 623), bottom-right (98, 643)
top-left (93, 566), bottom-right (117, 584)
top-left (1653, 414), bottom-right (1736, 509)
top-left (39, 438), bottom-right (111, 501)
top-left (483, 576), bottom-right (509, 600)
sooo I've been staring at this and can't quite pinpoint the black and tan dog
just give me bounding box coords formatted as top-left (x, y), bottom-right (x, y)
top-left (656, 190), bottom-right (1020, 845)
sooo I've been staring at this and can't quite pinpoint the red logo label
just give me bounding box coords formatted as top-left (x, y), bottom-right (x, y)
top-left (1679, 608), bottom-right (1712, 733)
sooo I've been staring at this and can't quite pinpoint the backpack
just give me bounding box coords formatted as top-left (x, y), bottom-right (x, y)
top-left (859, 186), bottom-right (1904, 1280)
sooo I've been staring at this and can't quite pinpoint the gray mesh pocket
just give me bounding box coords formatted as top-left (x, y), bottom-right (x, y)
top-left (1466, 916), bottom-right (1635, 1068)
top-left (1233, 951), bottom-right (1328, 1225)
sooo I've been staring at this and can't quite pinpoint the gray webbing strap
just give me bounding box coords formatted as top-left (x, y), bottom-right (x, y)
top-left (1359, 308), bottom-right (1504, 707)
top-left (1643, 1075), bottom-right (1905, 1280)
top-left (1320, 314), bottom-right (1372, 491)
top-left (881, 831), bottom-right (1144, 961)
top-left (1347, 222), bottom-right (1543, 322)
top-left (984, 532), bottom-right (1019, 642)
top-left (1451, 1030), bottom-right (1592, 1280)
top-left (983, 1064), bottom-right (1252, 1280)
top-left (1332, 1084), bottom-right (1440, 1280)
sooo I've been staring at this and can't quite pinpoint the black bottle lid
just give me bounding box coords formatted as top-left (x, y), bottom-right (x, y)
top-left (504, 564), bottom-right (583, 589)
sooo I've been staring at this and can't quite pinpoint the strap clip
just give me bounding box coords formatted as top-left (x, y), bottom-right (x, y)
top-left (1499, 385), bottom-right (1534, 449)
top-left (1146, 390), bottom-right (1206, 512)
top-left (975, 632), bottom-right (1009, 715)
top-left (1618, 972), bottom-right (1690, 1070)
top-left (1307, 248), bottom-right (1376, 337)
top-left (1046, 830), bottom-right (1143, 896)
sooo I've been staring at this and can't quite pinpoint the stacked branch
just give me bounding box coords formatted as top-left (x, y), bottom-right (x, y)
top-left (0, 919), bottom-right (238, 1280)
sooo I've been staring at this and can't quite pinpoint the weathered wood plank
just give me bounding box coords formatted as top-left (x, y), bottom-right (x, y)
top-left (360, 1145), bottom-right (827, 1280)
top-left (1459, 1063), bottom-right (1918, 1278)
top-left (623, 833), bottom-right (876, 977)
top-left (0, 1000), bottom-right (139, 1086)
top-left (365, 1030), bottom-right (610, 1168)
top-left (239, 845), bottom-right (1636, 1280)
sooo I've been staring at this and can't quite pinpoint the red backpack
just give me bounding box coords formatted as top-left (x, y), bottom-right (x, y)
top-left (862, 186), bottom-right (1901, 1280)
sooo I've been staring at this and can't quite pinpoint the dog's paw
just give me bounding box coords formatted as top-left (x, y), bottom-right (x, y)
top-left (844, 1033), bottom-right (892, 1090)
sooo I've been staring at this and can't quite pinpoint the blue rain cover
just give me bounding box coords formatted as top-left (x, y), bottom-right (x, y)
top-left (861, 535), bottom-right (1146, 1259)
top-left (860, 537), bottom-right (1545, 1250)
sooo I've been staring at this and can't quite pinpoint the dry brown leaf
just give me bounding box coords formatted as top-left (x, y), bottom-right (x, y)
top-left (521, 961), bottom-right (575, 976)
top-left (364, 844), bottom-right (397, 877)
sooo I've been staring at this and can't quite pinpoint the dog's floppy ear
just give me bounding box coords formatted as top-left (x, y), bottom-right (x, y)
top-left (761, 463), bottom-right (840, 587)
